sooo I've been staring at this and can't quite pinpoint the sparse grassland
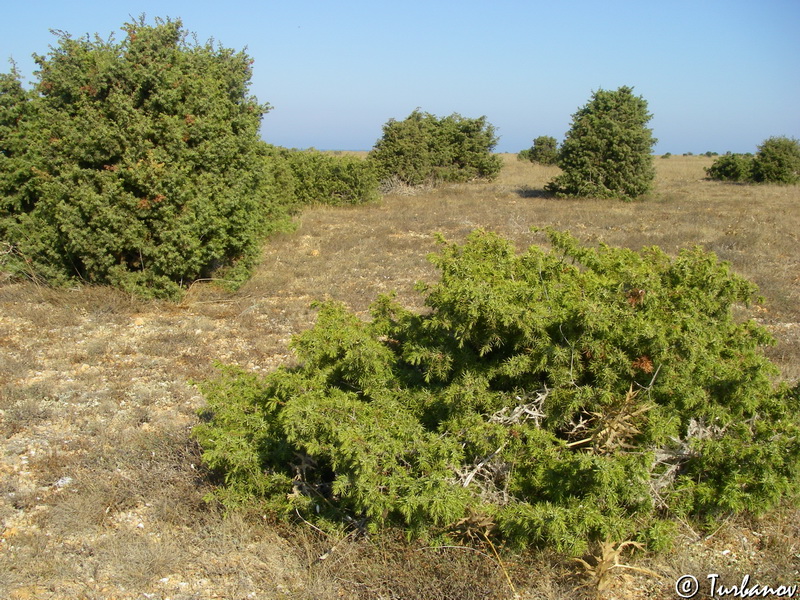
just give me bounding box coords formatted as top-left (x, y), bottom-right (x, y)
top-left (1, 154), bottom-right (798, 599)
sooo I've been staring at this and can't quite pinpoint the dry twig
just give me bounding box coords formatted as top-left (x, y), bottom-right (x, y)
top-left (566, 384), bottom-right (652, 454)
top-left (573, 538), bottom-right (661, 599)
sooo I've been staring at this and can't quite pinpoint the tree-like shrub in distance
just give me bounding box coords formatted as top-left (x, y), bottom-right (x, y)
top-left (518, 135), bottom-right (559, 165)
top-left (546, 86), bottom-right (657, 200)
top-left (706, 137), bottom-right (800, 185)
top-left (280, 149), bottom-right (380, 206)
top-left (0, 17), bottom-right (294, 298)
top-left (194, 229), bottom-right (800, 556)
top-left (705, 153), bottom-right (754, 182)
top-left (368, 109), bottom-right (502, 186)
top-left (751, 136), bottom-right (800, 184)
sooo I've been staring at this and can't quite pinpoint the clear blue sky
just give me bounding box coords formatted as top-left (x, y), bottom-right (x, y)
top-left (2, 1), bottom-right (798, 154)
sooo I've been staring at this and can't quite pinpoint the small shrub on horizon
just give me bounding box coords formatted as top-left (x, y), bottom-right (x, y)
top-left (518, 135), bottom-right (559, 165)
top-left (280, 148), bottom-right (380, 206)
top-left (706, 137), bottom-right (800, 184)
top-left (369, 109), bottom-right (502, 186)
top-left (194, 228), bottom-right (800, 556)
top-left (751, 136), bottom-right (800, 184)
top-left (705, 152), bottom-right (754, 182)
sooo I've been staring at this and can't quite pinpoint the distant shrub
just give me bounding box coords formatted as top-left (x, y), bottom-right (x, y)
top-left (751, 136), bottom-right (800, 184)
top-left (195, 228), bottom-right (800, 556)
top-left (0, 18), bottom-right (294, 298)
top-left (661, 153), bottom-right (672, 159)
top-left (369, 109), bottom-right (502, 186)
top-left (705, 153), bottom-right (754, 182)
top-left (546, 86), bottom-right (657, 200)
top-left (706, 137), bottom-right (800, 185)
top-left (282, 149), bottom-right (380, 206)
top-left (518, 136), bottom-right (559, 165)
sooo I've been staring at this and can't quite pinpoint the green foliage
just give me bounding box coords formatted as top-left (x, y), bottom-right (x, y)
top-left (195, 229), bottom-right (800, 555)
top-left (518, 136), bottom-right (559, 165)
top-left (0, 18), bottom-right (295, 298)
top-left (368, 109), bottom-right (502, 186)
top-left (706, 137), bottom-right (799, 185)
top-left (280, 148), bottom-right (380, 206)
top-left (705, 153), bottom-right (754, 182)
top-left (751, 136), bottom-right (800, 184)
top-left (0, 65), bottom-right (36, 215)
top-left (546, 86), bottom-right (657, 200)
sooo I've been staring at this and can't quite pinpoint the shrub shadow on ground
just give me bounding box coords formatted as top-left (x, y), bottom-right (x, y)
top-left (515, 186), bottom-right (554, 199)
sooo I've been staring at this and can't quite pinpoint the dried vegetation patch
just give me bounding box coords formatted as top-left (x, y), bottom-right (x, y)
top-left (1, 154), bottom-right (798, 598)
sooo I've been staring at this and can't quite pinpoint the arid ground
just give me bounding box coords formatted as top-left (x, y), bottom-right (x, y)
top-left (1, 154), bottom-right (798, 599)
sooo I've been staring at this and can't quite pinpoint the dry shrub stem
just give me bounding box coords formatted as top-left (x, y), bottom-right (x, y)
top-left (573, 539), bottom-right (662, 599)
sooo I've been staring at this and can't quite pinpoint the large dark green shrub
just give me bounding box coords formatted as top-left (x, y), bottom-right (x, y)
top-left (0, 66), bottom-right (36, 214)
top-left (546, 86), bottom-right (657, 200)
top-left (518, 135), bottom-right (559, 165)
top-left (194, 229), bottom-right (800, 555)
top-left (751, 136), bottom-right (800, 184)
top-left (705, 153), bottom-right (754, 182)
top-left (281, 149), bottom-right (380, 206)
top-left (369, 109), bottom-right (502, 186)
top-left (0, 18), bottom-right (294, 298)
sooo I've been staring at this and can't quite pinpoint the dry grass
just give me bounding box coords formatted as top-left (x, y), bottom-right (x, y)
top-left (1, 154), bottom-right (798, 599)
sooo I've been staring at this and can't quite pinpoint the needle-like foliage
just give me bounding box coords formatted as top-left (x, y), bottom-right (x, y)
top-left (369, 109), bottom-right (502, 186)
top-left (0, 17), bottom-right (294, 298)
top-left (546, 86), bottom-right (657, 200)
top-left (195, 229), bottom-right (800, 554)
